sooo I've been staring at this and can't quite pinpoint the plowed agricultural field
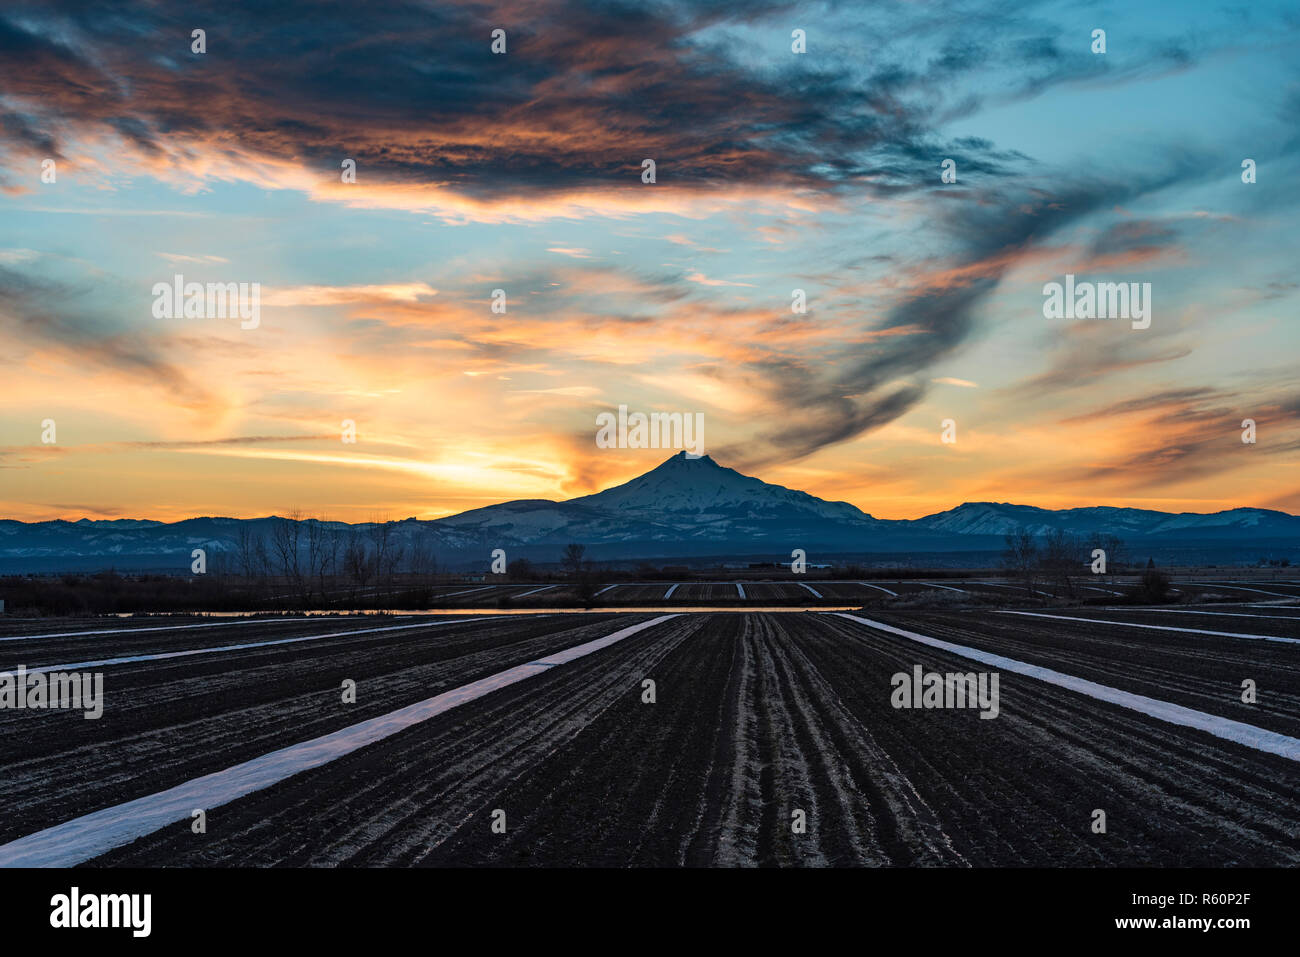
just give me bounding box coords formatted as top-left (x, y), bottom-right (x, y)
top-left (1, 610), bottom-right (1296, 867)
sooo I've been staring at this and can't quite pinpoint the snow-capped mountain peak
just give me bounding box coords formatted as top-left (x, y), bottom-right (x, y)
top-left (569, 452), bottom-right (873, 524)
top-left (1, 455), bottom-right (1296, 570)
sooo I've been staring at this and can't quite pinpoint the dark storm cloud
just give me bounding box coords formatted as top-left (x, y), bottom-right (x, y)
top-left (0, 0), bottom-right (1191, 200)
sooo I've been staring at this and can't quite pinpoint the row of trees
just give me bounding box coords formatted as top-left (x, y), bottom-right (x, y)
top-left (230, 518), bottom-right (600, 607)
top-left (233, 512), bottom-right (438, 606)
top-left (1001, 528), bottom-right (1130, 598)
top-left (9, 533), bottom-right (600, 615)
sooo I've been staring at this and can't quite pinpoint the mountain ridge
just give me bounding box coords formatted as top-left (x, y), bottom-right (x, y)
top-left (2, 452), bottom-right (1296, 569)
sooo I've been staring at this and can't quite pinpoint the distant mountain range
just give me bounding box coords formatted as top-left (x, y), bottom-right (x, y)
top-left (3, 452), bottom-right (1297, 572)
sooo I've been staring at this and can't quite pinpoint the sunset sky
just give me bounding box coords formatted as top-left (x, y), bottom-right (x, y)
top-left (2, 0), bottom-right (1298, 523)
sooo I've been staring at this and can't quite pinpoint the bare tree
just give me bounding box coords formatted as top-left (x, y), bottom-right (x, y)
top-left (1102, 533), bottom-right (1125, 582)
top-left (306, 518), bottom-right (340, 606)
top-left (1086, 531), bottom-right (1126, 584)
top-left (1039, 527), bottom-right (1079, 598)
top-left (254, 533), bottom-right (272, 580)
top-left (562, 543), bottom-right (587, 578)
top-left (270, 510), bottom-right (305, 602)
top-left (1002, 528), bottom-right (1039, 599)
top-left (343, 527), bottom-right (372, 597)
top-left (368, 520), bottom-right (403, 599)
top-left (562, 543), bottom-right (597, 607)
top-left (236, 524), bottom-right (258, 580)
top-left (409, 531), bottom-right (438, 586)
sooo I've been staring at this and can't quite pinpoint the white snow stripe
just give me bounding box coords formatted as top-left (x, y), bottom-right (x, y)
top-left (0, 615), bottom-right (679, 868)
top-left (921, 583), bottom-right (968, 594)
top-left (14, 618), bottom-right (508, 675)
top-left (971, 580), bottom-right (1054, 597)
top-left (437, 585), bottom-right (497, 598)
top-left (1076, 584), bottom-right (1125, 596)
top-left (1, 617), bottom-right (306, 643)
top-left (595, 584), bottom-right (620, 596)
top-left (995, 610), bottom-right (1300, 645)
top-left (516, 585), bottom-right (559, 597)
top-left (1132, 608), bottom-right (1300, 623)
top-left (798, 582), bottom-right (822, 598)
top-left (1181, 583), bottom-right (1299, 598)
top-left (856, 582), bottom-right (898, 597)
top-left (834, 614), bottom-right (1300, 763)
top-left (664, 584), bottom-right (680, 598)
top-left (736, 583), bottom-right (746, 598)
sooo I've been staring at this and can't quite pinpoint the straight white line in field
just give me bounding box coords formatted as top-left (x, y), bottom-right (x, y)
top-left (798, 582), bottom-right (822, 598)
top-left (971, 580), bottom-right (1054, 597)
top-left (994, 610), bottom-right (1300, 645)
top-left (921, 583), bottom-right (968, 594)
top-left (736, 583), bottom-right (746, 598)
top-left (834, 614), bottom-right (1300, 763)
top-left (664, 583), bottom-right (680, 598)
top-left (516, 585), bottom-right (559, 597)
top-left (1132, 608), bottom-right (1300, 623)
top-left (1076, 584), bottom-right (1125, 596)
top-left (0, 615), bottom-right (680, 868)
top-left (1, 617), bottom-right (306, 643)
top-left (437, 585), bottom-right (497, 598)
top-left (1180, 583), bottom-right (1298, 598)
top-left (1168, 602), bottom-right (1295, 609)
top-left (595, 585), bottom-right (620, 596)
top-left (13, 617), bottom-right (510, 675)
top-left (856, 582), bottom-right (898, 597)
top-left (957, 579), bottom-right (1121, 597)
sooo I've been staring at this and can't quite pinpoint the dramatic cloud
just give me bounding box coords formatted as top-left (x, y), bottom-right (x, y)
top-left (0, 0), bottom-right (1184, 213)
top-left (1, 1), bottom-right (1297, 520)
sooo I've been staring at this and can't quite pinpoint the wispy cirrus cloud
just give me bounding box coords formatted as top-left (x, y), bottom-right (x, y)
top-left (261, 283), bottom-right (438, 306)
top-left (0, 264), bottom-right (218, 412)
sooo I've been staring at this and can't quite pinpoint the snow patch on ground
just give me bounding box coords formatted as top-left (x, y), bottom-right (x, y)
top-left (0, 615), bottom-right (678, 867)
top-left (996, 610), bottom-right (1300, 645)
top-left (836, 614), bottom-right (1300, 763)
top-left (22, 618), bottom-right (504, 675)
